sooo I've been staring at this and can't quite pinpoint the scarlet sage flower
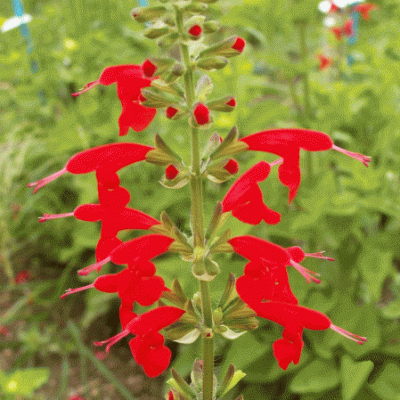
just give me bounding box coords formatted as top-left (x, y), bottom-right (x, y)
top-left (28, 143), bottom-right (154, 193)
top-left (222, 161), bottom-right (281, 225)
top-left (78, 234), bottom-right (174, 276)
top-left (94, 306), bottom-right (185, 377)
top-left (251, 301), bottom-right (367, 369)
top-left (193, 103), bottom-right (210, 125)
top-left (354, 3), bottom-right (377, 21)
top-left (240, 129), bottom-right (370, 202)
top-left (72, 65), bottom-right (157, 135)
top-left (61, 264), bottom-right (167, 308)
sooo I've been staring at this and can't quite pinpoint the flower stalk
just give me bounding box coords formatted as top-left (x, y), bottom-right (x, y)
top-left (174, 5), bottom-right (214, 400)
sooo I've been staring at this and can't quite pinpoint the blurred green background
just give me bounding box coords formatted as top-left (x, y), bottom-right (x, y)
top-left (1, 0), bottom-right (400, 399)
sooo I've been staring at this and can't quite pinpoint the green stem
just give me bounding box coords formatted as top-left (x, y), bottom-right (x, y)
top-left (298, 21), bottom-right (311, 123)
top-left (174, 6), bottom-right (214, 400)
top-left (298, 21), bottom-right (314, 184)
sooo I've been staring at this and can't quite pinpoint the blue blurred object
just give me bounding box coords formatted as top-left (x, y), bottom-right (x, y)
top-left (138, 0), bottom-right (148, 7)
top-left (346, 3), bottom-right (361, 65)
top-left (12, 0), bottom-right (38, 72)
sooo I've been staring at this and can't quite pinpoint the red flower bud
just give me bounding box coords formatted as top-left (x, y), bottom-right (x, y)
top-left (193, 103), bottom-right (210, 125)
top-left (142, 59), bottom-right (157, 77)
top-left (165, 164), bottom-right (179, 180)
top-left (166, 106), bottom-right (178, 119)
top-left (354, 3), bottom-right (377, 21)
top-left (317, 54), bottom-right (332, 70)
top-left (223, 159), bottom-right (239, 174)
top-left (232, 37), bottom-right (245, 53)
top-left (188, 24), bottom-right (202, 37)
top-left (226, 97), bottom-right (236, 107)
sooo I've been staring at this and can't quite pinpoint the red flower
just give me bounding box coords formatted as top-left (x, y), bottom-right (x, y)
top-left (354, 3), bottom-right (377, 21)
top-left (240, 128), bottom-right (370, 202)
top-left (331, 27), bottom-right (343, 41)
top-left (317, 54), bottom-right (332, 70)
top-left (226, 97), bottom-right (236, 107)
top-left (61, 263), bottom-right (166, 308)
top-left (328, 1), bottom-right (339, 13)
top-left (94, 306), bottom-right (185, 377)
top-left (193, 103), bottom-right (210, 125)
top-left (222, 161), bottom-right (281, 225)
top-left (78, 234), bottom-right (174, 276)
top-left (72, 65), bottom-right (157, 135)
top-left (28, 143), bottom-right (153, 193)
top-left (165, 164), bottom-right (179, 180)
top-left (252, 301), bottom-right (366, 369)
top-left (40, 184), bottom-right (160, 260)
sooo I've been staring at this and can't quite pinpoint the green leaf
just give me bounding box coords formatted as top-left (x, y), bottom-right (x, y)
top-left (290, 359), bottom-right (340, 394)
top-left (369, 363), bottom-right (400, 400)
top-left (5, 368), bottom-right (50, 396)
top-left (341, 355), bottom-right (374, 400)
top-left (358, 246), bottom-right (393, 302)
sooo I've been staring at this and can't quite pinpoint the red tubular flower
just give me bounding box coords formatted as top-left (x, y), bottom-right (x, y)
top-left (317, 54), bottom-right (332, 70)
top-left (61, 265), bottom-right (166, 308)
top-left (232, 37), bottom-right (245, 53)
top-left (328, 1), bottom-right (339, 13)
top-left (226, 97), bottom-right (236, 107)
top-left (193, 103), bottom-right (210, 125)
top-left (342, 19), bottom-right (354, 37)
top-left (94, 306), bottom-right (185, 377)
top-left (72, 64), bottom-right (157, 135)
top-left (240, 129), bottom-right (370, 202)
top-left (222, 162), bottom-right (281, 225)
top-left (165, 164), bottom-right (179, 180)
top-left (129, 331), bottom-right (171, 377)
top-left (78, 234), bottom-right (174, 276)
top-left (28, 143), bottom-right (153, 193)
top-left (251, 301), bottom-right (366, 369)
top-left (354, 3), bottom-right (377, 21)
top-left (236, 260), bottom-right (298, 307)
top-left (223, 159), bottom-right (239, 174)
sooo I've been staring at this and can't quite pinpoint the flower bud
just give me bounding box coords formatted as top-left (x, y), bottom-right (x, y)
top-left (143, 57), bottom-right (175, 77)
top-left (166, 106), bottom-right (179, 119)
top-left (188, 24), bottom-right (203, 39)
top-left (197, 56), bottom-right (228, 71)
top-left (166, 164), bottom-right (179, 180)
top-left (203, 20), bottom-right (221, 33)
top-left (199, 36), bottom-right (246, 58)
top-left (193, 103), bottom-right (210, 125)
top-left (158, 32), bottom-right (179, 49)
top-left (224, 159), bottom-right (239, 174)
top-left (131, 6), bottom-right (167, 23)
top-left (183, 2), bottom-right (208, 12)
top-left (144, 25), bottom-right (170, 39)
top-left (207, 96), bottom-right (236, 111)
top-left (142, 59), bottom-right (157, 77)
top-left (163, 64), bottom-right (185, 83)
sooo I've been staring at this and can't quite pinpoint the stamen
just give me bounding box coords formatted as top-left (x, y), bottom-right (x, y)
top-left (270, 157), bottom-right (284, 168)
top-left (305, 251), bottom-right (334, 261)
top-left (71, 80), bottom-right (100, 97)
top-left (94, 329), bottom-right (130, 352)
top-left (78, 256), bottom-right (111, 276)
top-left (27, 167), bottom-right (68, 194)
top-left (289, 260), bottom-right (321, 284)
top-left (60, 284), bottom-right (95, 299)
top-left (39, 212), bottom-right (75, 223)
top-left (332, 144), bottom-right (371, 167)
top-left (330, 324), bottom-right (367, 345)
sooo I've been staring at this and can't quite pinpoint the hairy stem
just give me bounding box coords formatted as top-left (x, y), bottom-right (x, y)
top-left (175, 6), bottom-right (214, 400)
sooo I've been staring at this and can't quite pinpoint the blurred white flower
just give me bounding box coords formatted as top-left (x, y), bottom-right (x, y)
top-left (1, 14), bottom-right (32, 33)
